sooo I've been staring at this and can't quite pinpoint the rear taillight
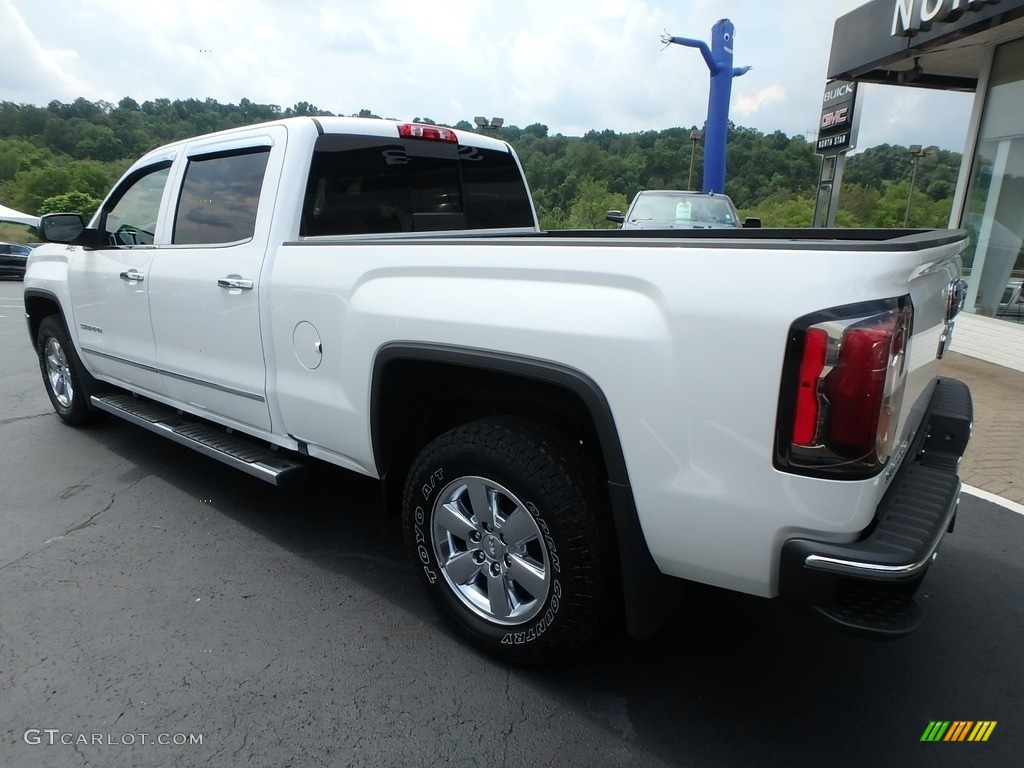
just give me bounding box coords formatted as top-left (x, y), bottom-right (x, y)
top-left (398, 123), bottom-right (458, 143)
top-left (777, 298), bottom-right (911, 478)
top-left (792, 328), bottom-right (828, 445)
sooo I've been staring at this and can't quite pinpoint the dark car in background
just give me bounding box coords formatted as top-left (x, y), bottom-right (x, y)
top-left (0, 242), bottom-right (33, 278)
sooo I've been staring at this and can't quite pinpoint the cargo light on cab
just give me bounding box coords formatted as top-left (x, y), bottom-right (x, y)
top-left (398, 123), bottom-right (458, 143)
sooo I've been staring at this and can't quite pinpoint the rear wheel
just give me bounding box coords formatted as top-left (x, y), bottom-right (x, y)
top-left (402, 418), bottom-right (613, 663)
top-left (36, 315), bottom-right (103, 425)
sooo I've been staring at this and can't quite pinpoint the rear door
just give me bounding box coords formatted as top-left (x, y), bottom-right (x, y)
top-left (147, 126), bottom-right (286, 432)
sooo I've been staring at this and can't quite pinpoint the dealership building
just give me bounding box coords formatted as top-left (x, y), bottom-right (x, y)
top-left (828, 0), bottom-right (1024, 370)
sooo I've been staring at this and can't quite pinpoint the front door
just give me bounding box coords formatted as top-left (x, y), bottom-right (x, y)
top-left (68, 161), bottom-right (173, 396)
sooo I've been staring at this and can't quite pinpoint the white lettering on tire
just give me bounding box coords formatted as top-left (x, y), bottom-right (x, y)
top-left (500, 580), bottom-right (562, 645)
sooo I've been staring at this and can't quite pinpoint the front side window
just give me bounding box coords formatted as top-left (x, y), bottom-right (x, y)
top-left (103, 163), bottom-right (171, 246)
top-left (173, 148), bottom-right (270, 245)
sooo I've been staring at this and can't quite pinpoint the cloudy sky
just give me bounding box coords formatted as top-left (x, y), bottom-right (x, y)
top-left (1, 0), bottom-right (974, 152)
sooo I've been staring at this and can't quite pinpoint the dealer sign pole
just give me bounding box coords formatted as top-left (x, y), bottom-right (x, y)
top-left (812, 80), bottom-right (861, 228)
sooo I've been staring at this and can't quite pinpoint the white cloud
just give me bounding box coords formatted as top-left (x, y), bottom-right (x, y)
top-left (0, 0), bottom-right (95, 102)
top-left (0, 0), bottom-right (974, 151)
top-left (735, 85), bottom-right (787, 117)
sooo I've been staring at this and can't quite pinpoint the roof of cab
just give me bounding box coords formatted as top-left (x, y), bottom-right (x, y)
top-left (132, 116), bottom-right (508, 169)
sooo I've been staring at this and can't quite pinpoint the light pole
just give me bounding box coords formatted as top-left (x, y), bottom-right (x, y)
top-left (474, 116), bottom-right (504, 135)
top-left (903, 144), bottom-right (938, 227)
top-left (688, 129), bottom-right (704, 191)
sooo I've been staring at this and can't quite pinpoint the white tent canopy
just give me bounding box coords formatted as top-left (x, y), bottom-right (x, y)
top-left (0, 203), bottom-right (38, 228)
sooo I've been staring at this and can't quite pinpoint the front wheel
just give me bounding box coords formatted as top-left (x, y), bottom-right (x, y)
top-left (36, 315), bottom-right (103, 425)
top-left (402, 418), bottom-right (614, 663)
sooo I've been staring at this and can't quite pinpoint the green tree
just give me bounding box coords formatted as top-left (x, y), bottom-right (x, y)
top-left (561, 180), bottom-right (628, 229)
top-left (0, 96), bottom-right (966, 233)
top-left (743, 191), bottom-right (815, 227)
top-left (0, 138), bottom-right (53, 182)
top-left (38, 190), bottom-right (102, 219)
top-left (11, 166), bottom-right (73, 212)
top-left (835, 183), bottom-right (880, 224)
top-left (72, 122), bottom-right (124, 161)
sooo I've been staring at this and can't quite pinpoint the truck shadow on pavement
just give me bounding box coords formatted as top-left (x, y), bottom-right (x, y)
top-left (85, 417), bottom-right (1023, 767)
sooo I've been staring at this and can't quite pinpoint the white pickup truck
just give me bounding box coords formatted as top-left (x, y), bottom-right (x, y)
top-left (26, 116), bottom-right (973, 663)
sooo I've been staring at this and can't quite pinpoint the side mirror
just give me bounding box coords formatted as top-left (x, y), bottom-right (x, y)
top-left (742, 217), bottom-right (762, 229)
top-left (38, 213), bottom-right (88, 244)
top-left (606, 210), bottom-right (625, 224)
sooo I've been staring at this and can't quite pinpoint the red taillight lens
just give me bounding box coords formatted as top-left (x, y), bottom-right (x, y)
top-left (777, 298), bottom-right (911, 478)
top-left (793, 328), bottom-right (827, 445)
top-left (825, 311), bottom-right (905, 459)
top-left (398, 123), bottom-right (458, 143)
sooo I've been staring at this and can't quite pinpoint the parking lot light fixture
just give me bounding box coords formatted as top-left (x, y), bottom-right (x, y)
top-left (904, 144), bottom-right (938, 227)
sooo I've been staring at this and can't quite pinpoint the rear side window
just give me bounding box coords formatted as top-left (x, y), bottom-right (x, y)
top-left (301, 134), bottom-right (533, 236)
top-left (174, 148), bottom-right (270, 244)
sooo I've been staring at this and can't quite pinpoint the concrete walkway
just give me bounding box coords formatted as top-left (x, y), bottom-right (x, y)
top-left (942, 351), bottom-right (1024, 506)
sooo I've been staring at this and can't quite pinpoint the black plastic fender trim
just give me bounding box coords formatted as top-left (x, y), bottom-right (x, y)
top-left (370, 342), bottom-right (681, 639)
top-left (22, 287), bottom-right (64, 346)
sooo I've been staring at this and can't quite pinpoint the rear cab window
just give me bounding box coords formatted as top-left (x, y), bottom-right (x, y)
top-left (301, 132), bottom-right (534, 236)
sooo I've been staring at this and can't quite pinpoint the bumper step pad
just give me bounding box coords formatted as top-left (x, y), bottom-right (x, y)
top-left (91, 393), bottom-right (307, 486)
top-left (780, 377), bottom-right (973, 637)
top-left (813, 583), bottom-right (923, 636)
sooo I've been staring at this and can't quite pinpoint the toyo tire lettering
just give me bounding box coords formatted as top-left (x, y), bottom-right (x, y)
top-left (401, 418), bottom-right (613, 664)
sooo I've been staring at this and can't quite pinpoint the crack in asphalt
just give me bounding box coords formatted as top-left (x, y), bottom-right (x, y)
top-left (62, 497), bottom-right (113, 535)
top-left (502, 666), bottom-right (514, 766)
top-left (547, 725), bottom-right (567, 767)
top-left (0, 469), bottom-right (149, 572)
top-left (0, 411), bottom-right (53, 427)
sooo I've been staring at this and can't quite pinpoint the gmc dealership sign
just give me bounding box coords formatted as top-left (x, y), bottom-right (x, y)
top-left (816, 81), bottom-right (861, 155)
top-left (891, 0), bottom-right (1001, 37)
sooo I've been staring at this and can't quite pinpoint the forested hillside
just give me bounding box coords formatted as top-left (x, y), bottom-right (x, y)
top-left (0, 96), bottom-right (961, 242)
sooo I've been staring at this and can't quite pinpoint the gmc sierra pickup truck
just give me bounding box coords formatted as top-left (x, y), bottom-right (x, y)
top-left (26, 116), bottom-right (972, 663)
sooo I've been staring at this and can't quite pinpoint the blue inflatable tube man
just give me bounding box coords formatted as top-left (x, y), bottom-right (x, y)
top-left (662, 19), bottom-right (751, 194)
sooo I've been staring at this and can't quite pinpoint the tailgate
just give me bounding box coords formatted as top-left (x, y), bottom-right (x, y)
top-left (774, 229), bottom-right (969, 482)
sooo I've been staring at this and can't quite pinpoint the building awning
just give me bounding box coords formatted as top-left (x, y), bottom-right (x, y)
top-left (0, 203), bottom-right (39, 228)
top-left (828, 0), bottom-right (1024, 90)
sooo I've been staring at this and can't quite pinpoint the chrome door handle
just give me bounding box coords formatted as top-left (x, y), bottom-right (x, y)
top-left (217, 277), bottom-right (254, 290)
top-left (119, 270), bottom-right (145, 282)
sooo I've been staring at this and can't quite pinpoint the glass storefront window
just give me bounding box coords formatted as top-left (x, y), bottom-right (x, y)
top-left (961, 37), bottom-right (1024, 325)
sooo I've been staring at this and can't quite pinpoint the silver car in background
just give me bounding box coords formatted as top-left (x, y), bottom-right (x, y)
top-left (606, 190), bottom-right (760, 230)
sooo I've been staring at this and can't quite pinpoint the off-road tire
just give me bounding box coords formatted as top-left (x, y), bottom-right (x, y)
top-left (402, 417), bottom-right (614, 664)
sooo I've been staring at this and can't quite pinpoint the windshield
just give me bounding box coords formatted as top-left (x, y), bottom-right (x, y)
top-left (630, 195), bottom-right (737, 226)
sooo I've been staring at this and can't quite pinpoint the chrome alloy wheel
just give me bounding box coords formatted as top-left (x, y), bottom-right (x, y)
top-left (45, 337), bottom-right (74, 408)
top-left (431, 476), bottom-right (552, 625)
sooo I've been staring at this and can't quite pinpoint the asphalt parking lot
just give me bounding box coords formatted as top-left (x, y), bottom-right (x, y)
top-left (1, 277), bottom-right (1022, 768)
